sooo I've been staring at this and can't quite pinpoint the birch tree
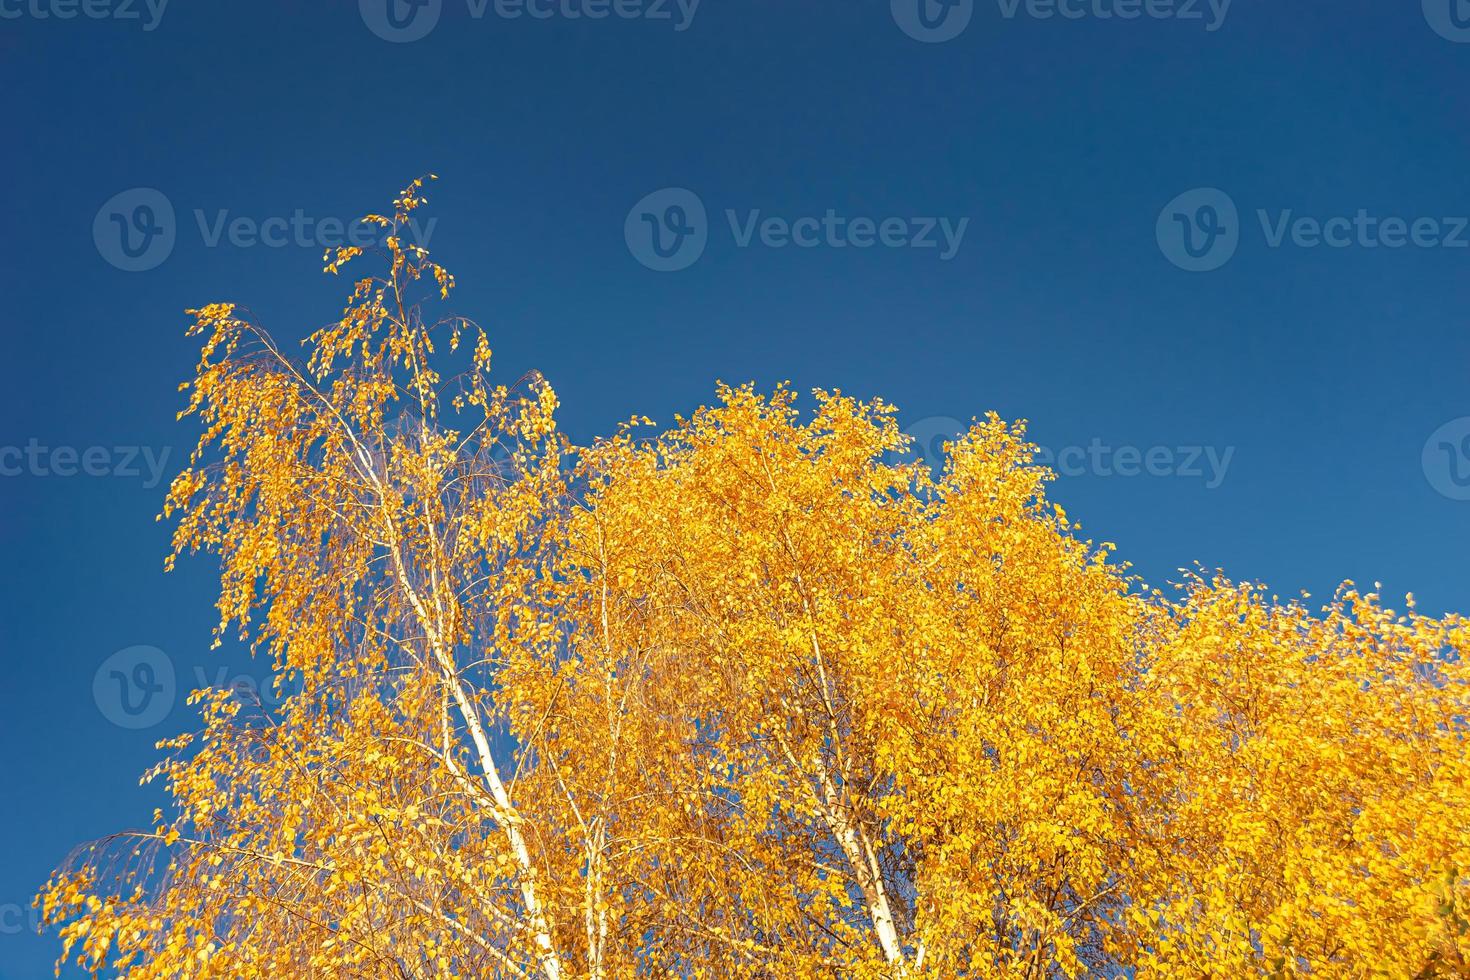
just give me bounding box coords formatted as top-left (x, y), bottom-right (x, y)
top-left (41, 181), bottom-right (1470, 979)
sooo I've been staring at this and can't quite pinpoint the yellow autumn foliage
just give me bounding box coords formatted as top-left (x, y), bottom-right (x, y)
top-left (40, 181), bottom-right (1470, 979)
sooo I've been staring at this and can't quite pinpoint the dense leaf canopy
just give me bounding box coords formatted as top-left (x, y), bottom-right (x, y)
top-left (41, 182), bottom-right (1470, 979)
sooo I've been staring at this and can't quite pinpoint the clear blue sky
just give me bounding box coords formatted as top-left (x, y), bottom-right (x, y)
top-left (2, 1), bottom-right (1468, 974)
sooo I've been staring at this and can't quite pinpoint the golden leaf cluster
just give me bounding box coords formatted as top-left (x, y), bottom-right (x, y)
top-left (40, 182), bottom-right (1470, 979)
